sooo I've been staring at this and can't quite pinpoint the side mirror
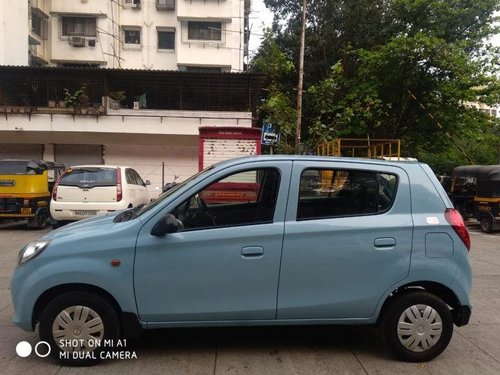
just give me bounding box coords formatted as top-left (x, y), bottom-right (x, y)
top-left (151, 214), bottom-right (182, 236)
top-left (145, 180), bottom-right (151, 185)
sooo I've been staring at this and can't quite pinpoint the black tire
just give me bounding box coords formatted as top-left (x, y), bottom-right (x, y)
top-left (39, 292), bottom-right (120, 366)
top-left (383, 291), bottom-right (453, 362)
top-left (36, 211), bottom-right (49, 229)
top-left (480, 217), bottom-right (493, 233)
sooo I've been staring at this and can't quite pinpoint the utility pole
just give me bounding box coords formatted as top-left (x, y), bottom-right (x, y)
top-left (295, 0), bottom-right (307, 152)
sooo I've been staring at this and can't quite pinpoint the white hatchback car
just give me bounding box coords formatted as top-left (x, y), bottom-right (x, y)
top-left (50, 165), bottom-right (151, 226)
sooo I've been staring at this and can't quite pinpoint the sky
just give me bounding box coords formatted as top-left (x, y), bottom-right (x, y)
top-left (248, 0), bottom-right (274, 57)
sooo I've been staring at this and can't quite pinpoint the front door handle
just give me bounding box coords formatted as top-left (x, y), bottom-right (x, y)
top-left (241, 246), bottom-right (264, 258)
top-left (374, 237), bottom-right (396, 250)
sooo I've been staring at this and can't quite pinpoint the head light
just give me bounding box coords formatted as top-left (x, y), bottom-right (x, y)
top-left (18, 241), bottom-right (50, 265)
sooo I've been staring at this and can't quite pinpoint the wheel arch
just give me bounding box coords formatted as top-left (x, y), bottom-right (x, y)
top-left (377, 281), bottom-right (464, 326)
top-left (32, 283), bottom-right (142, 338)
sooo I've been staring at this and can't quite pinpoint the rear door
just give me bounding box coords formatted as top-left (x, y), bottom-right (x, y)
top-left (277, 161), bottom-right (413, 319)
top-left (56, 167), bottom-right (117, 203)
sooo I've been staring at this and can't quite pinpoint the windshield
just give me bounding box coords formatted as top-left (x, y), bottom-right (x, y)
top-left (134, 167), bottom-right (214, 218)
top-left (0, 160), bottom-right (42, 175)
top-left (59, 167), bottom-right (117, 188)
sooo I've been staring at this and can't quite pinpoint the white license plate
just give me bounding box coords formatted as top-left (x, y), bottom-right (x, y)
top-left (74, 210), bottom-right (98, 216)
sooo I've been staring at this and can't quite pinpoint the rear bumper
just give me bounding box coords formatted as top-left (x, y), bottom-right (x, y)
top-left (51, 202), bottom-right (128, 221)
top-left (452, 305), bottom-right (472, 327)
top-left (0, 213), bottom-right (36, 219)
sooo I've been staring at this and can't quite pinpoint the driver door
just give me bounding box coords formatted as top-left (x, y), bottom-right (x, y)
top-left (134, 162), bottom-right (291, 323)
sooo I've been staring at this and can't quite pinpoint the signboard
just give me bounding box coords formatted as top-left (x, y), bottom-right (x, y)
top-left (261, 122), bottom-right (279, 145)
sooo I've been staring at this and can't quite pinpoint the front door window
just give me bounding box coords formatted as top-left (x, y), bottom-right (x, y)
top-left (170, 168), bottom-right (280, 231)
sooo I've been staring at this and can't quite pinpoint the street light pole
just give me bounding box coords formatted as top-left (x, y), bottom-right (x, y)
top-left (295, 0), bottom-right (307, 152)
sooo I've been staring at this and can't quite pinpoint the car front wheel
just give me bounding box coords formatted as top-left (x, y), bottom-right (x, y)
top-left (39, 291), bottom-right (120, 365)
top-left (383, 291), bottom-right (453, 362)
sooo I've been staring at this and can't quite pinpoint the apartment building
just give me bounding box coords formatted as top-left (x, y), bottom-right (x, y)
top-left (0, 66), bottom-right (264, 195)
top-left (1, 0), bottom-right (250, 72)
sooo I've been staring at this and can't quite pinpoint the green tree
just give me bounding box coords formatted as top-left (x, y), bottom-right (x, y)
top-left (251, 30), bottom-right (297, 153)
top-left (253, 0), bottom-right (500, 168)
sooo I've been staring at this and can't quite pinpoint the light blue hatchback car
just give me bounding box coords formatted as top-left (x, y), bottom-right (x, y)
top-left (11, 156), bottom-right (472, 364)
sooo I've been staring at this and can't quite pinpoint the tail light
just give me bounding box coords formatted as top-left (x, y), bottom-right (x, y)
top-left (116, 168), bottom-right (122, 202)
top-left (52, 172), bottom-right (64, 201)
top-left (445, 208), bottom-right (471, 251)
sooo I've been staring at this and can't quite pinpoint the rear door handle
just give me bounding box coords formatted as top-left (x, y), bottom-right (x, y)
top-left (241, 246), bottom-right (264, 258)
top-left (374, 237), bottom-right (396, 249)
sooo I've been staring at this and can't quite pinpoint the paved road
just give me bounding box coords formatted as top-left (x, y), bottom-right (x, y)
top-left (0, 221), bottom-right (499, 375)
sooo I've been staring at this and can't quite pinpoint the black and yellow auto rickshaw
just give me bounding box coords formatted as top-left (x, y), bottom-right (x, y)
top-left (450, 165), bottom-right (500, 233)
top-left (0, 160), bottom-right (65, 229)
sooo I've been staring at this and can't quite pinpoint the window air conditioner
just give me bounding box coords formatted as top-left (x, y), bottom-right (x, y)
top-left (69, 36), bottom-right (86, 47)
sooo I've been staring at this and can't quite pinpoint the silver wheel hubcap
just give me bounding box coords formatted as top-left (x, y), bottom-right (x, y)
top-left (52, 305), bottom-right (104, 352)
top-left (397, 304), bottom-right (443, 352)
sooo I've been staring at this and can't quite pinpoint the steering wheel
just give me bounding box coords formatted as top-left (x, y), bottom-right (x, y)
top-left (196, 196), bottom-right (216, 226)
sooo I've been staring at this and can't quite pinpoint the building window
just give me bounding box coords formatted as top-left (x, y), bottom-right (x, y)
top-left (183, 66), bottom-right (226, 73)
top-left (156, 0), bottom-right (175, 10)
top-left (123, 27), bottom-right (141, 49)
top-left (32, 14), bottom-right (42, 37)
top-left (187, 21), bottom-right (222, 41)
top-left (158, 29), bottom-right (175, 50)
top-left (124, 0), bottom-right (141, 7)
top-left (61, 17), bottom-right (97, 37)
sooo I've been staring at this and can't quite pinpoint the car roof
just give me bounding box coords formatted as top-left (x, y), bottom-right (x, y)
top-left (68, 165), bottom-right (126, 169)
top-left (212, 155), bottom-right (422, 169)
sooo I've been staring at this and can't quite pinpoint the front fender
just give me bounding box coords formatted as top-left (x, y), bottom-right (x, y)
top-left (35, 256), bottom-right (136, 309)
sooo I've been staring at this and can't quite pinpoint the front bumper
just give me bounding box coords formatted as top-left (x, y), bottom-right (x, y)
top-left (10, 261), bottom-right (41, 331)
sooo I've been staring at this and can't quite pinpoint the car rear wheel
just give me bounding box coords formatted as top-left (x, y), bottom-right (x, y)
top-left (383, 291), bottom-right (453, 362)
top-left (27, 211), bottom-right (48, 229)
top-left (39, 292), bottom-right (120, 366)
top-left (36, 212), bottom-right (49, 229)
top-left (480, 217), bottom-right (493, 233)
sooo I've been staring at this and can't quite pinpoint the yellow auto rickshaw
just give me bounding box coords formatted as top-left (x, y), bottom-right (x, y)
top-left (0, 160), bottom-right (65, 229)
top-left (450, 165), bottom-right (500, 233)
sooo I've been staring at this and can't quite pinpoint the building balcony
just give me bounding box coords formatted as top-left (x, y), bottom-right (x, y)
top-left (28, 44), bottom-right (49, 66)
top-left (177, 0), bottom-right (232, 19)
top-left (29, 0), bottom-right (50, 17)
top-left (0, 66), bottom-right (264, 120)
top-left (50, 0), bottom-right (108, 16)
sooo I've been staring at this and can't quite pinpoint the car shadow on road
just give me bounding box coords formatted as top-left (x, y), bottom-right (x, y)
top-left (0, 220), bottom-right (51, 231)
top-left (130, 324), bottom-right (391, 359)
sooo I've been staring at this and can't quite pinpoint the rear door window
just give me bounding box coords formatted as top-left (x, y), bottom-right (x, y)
top-left (59, 168), bottom-right (117, 188)
top-left (297, 168), bottom-right (398, 220)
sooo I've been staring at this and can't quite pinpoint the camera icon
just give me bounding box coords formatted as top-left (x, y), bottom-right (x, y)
top-left (16, 341), bottom-right (51, 358)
